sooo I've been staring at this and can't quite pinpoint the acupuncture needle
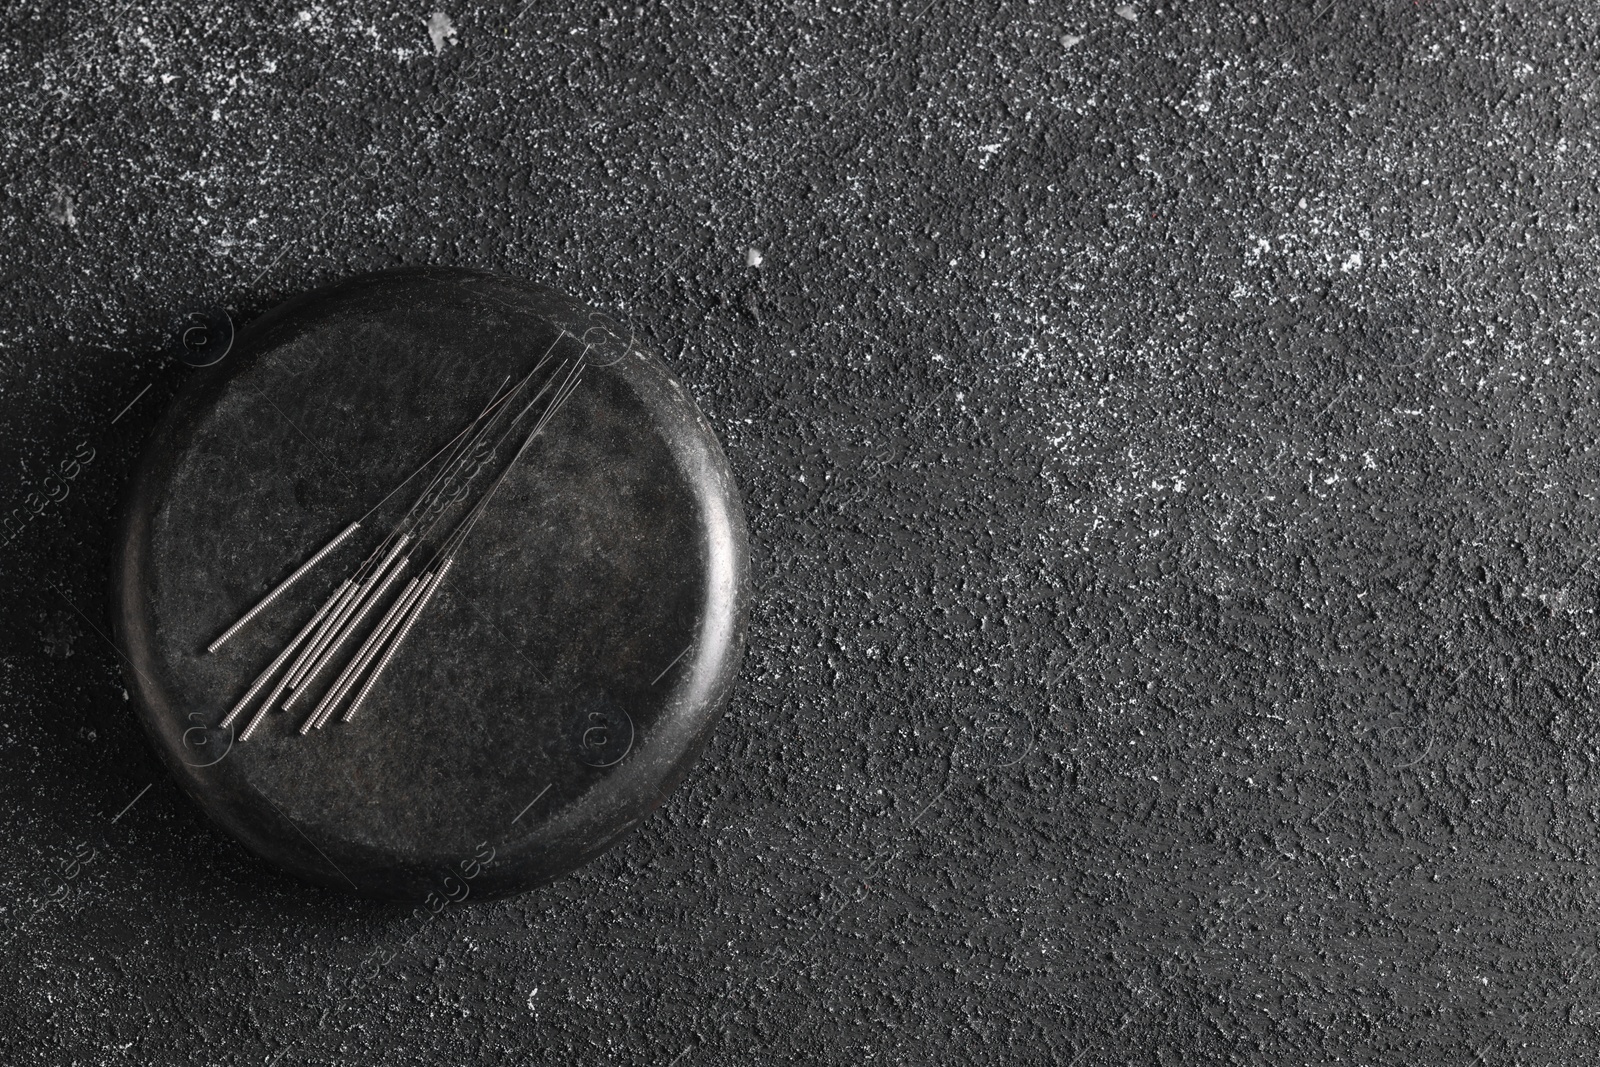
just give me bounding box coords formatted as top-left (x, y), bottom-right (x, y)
top-left (343, 349), bottom-right (588, 724)
top-left (223, 373), bottom-right (532, 733)
top-left (205, 374), bottom-right (514, 654)
top-left (304, 575), bottom-right (426, 731)
top-left (227, 335), bottom-right (581, 733)
top-left (271, 354), bottom-right (559, 717)
top-left (285, 349), bottom-right (565, 690)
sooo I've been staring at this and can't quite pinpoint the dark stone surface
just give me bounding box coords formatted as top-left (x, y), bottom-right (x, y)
top-left (113, 268), bottom-right (749, 901)
top-left (6, 1), bottom-right (1600, 1065)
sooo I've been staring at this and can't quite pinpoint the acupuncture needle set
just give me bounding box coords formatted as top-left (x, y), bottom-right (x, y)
top-left (208, 339), bottom-right (586, 741)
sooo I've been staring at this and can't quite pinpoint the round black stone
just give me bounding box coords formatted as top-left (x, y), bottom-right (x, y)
top-left (112, 268), bottom-right (751, 902)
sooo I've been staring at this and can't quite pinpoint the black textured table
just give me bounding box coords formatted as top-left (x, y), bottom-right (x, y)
top-left (6, 2), bottom-right (1600, 1064)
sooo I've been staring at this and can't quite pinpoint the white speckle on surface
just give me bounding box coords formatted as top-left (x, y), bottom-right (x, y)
top-left (977, 142), bottom-right (1005, 168)
top-left (48, 186), bottom-right (76, 229)
top-left (1115, 4), bottom-right (1137, 20)
top-left (1536, 586), bottom-right (1577, 615)
top-left (1341, 250), bottom-right (1363, 272)
top-left (1062, 34), bottom-right (1083, 48)
top-left (427, 12), bottom-right (457, 53)
top-left (745, 246), bottom-right (763, 268)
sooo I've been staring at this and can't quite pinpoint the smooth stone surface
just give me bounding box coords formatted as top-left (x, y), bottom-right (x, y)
top-left (112, 267), bottom-right (750, 901)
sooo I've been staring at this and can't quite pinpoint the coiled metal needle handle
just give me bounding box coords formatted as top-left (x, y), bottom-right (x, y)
top-left (343, 559), bottom-right (453, 724)
top-left (219, 580), bottom-right (349, 730)
top-left (305, 576), bottom-right (424, 732)
top-left (206, 521), bottom-right (360, 653)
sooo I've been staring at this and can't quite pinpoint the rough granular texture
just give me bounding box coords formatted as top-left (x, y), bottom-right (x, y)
top-left (4, 1), bottom-right (1600, 1063)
